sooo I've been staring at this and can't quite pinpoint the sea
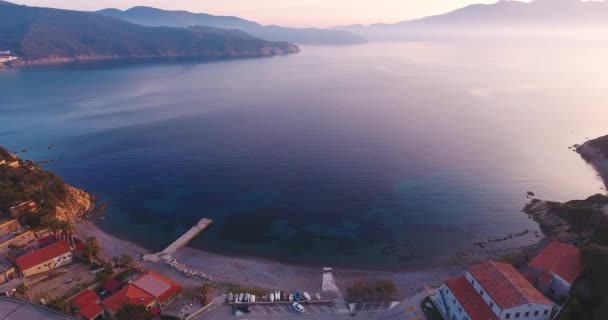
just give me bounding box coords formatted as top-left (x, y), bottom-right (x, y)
top-left (1, 41), bottom-right (606, 269)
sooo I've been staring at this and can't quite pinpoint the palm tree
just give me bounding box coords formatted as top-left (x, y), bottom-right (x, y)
top-left (84, 237), bottom-right (101, 264)
top-left (62, 220), bottom-right (76, 248)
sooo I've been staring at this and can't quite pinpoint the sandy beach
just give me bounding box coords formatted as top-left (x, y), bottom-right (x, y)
top-left (76, 220), bottom-right (464, 299)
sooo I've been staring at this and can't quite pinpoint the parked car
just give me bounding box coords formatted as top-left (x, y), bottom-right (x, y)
top-left (237, 305), bottom-right (252, 314)
top-left (292, 302), bottom-right (305, 313)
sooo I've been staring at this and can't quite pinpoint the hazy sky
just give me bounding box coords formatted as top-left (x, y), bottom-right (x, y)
top-left (13, 0), bottom-right (531, 27)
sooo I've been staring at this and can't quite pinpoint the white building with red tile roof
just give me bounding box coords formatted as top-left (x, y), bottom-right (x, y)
top-left (440, 260), bottom-right (554, 320)
top-left (528, 242), bottom-right (581, 301)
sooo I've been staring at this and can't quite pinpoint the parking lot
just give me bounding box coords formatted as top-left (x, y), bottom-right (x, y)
top-left (235, 303), bottom-right (349, 316)
top-left (350, 301), bottom-right (399, 313)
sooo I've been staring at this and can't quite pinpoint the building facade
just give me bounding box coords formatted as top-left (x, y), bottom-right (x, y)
top-left (13, 241), bottom-right (72, 277)
top-left (528, 242), bottom-right (581, 302)
top-left (440, 261), bottom-right (554, 320)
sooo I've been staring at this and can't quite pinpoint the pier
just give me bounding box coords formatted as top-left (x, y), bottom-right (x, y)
top-left (161, 218), bottom-right (213, 255)
top-left (143, 218), bottom-right (213, 263)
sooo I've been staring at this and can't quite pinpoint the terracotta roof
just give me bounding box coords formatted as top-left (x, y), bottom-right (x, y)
top-left (14, 241), bottom-right (71, 271)
top-left (446, 276), bottom-right (498, 320)
top-left (133, 271), bottom-right (182, 303)
top-left (101, 279), bottom-right (122, 294)
top-left (467, 261), bottom-right (551, 309)
top-left (71, 290), bottom-right (99, 309)
top-left (76, 303), bottom-right (104, 320)
top-left (71, 290), bottom-right (103, 320)
top-left (102, 284), bottom-right (155, 313)
top-left (529, 242), bottom-right (581, 284)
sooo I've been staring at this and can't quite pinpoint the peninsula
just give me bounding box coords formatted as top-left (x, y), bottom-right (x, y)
top-left (0, 0), bottom-right (299, 68)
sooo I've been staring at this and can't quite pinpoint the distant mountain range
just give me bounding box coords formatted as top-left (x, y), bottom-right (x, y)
top-left (0, 0), bottom-right (298, 66)
top-left (337, 0), bottom-right (608, 40)
top-left (97, 6), bottom-right (366, 46)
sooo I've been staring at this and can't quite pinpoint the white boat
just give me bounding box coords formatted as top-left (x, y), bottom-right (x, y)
top-left (269, 293), bottom-right (275, 302)
top-left (238, 293), bottom-right (244, 302)
top-left (303, 292), bottom-right (311, 301)
top-left (275, 291), bottom-right (280, 301)
top-left (315, 293), bottom-right (321, 300)
top-left (227, 292), bottom-right (233, 302)
top-left (244, 293), bottom-right (250, 302)
top-left (250, 295), bottom-right (256, 303)
top-left (289, 294), bottom-right (294, 301)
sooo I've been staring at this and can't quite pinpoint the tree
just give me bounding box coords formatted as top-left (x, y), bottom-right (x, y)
top-left (347, 280), bottom-right (373, 302)
top-left (47, 298), bottom-right (76, 315)
top-left (84, 237), bottom-right (101, 264)
top-left (374, 279), bottom-right (398, 300)
top-left (15, 283), bottom-right (27, 296)
top-left (120, 254), bottom-right (134, 269)
top-left (41, 216), bottom-right (61, 238)
top-left (115, 304), bottom-right (154, 320)
top-left (199, 283), bottom-right (212, 305)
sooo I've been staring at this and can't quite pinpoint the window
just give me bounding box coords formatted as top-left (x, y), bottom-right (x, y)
top-left (515, 312), bottom-right (520, 318)
top-left (453, 299), bottom-right (456, 304)
top-left (534, 311), bottom-right (539, 316)
top-left (525, 312), bottom-right (529, 317)
top-left (458, 307), bottom-right (462, 313)
top-left (471, 279), bottom-right (475, 285)
top-left (544, 310), bottom-right (549, 315)
top-left (506, 313), bottom-right (511, 319)
top-left (490, 302), bottom-right (494, 308)
top-left (479, 289), bottom-right (484, 296)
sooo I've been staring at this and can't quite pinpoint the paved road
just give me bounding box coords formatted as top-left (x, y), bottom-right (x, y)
top-left (193, 301), bottom-right (425, 320)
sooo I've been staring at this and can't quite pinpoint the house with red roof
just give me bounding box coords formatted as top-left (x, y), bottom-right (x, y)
top-left (102, 284), bottom-right (156, 318)
top-left (528, 242), bottom-right (581, 302)
top-left (102, 271), bottom-right (181, 318)
top-left (439, 260), bottom-right (553, 320)
top-left (13, 240), bottom-right (72, 277)
top-left (131, 271), bottom-right (182, 307)
top-left (70, 290), bottom-right (104, 320)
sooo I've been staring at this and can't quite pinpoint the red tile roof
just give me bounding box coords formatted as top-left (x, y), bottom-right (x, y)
top-left (71, 290), bottom-right (103, 320)
top-left (467, 261), bottom-right (552, 309)
top-left (529, 242), bottom-right (581, 284)
top-left (102, 284), bottom-right (155, 313)
top-left (14, 241), bottom-right (71, 271)
top-left (101, 279), bottom-right (122, 294)
top-left (446, 276), bottom-right (498, 320)
top-left (133, 271), bottom-right (182, 303)
top-left (71, 290), bottom-right (99, 309)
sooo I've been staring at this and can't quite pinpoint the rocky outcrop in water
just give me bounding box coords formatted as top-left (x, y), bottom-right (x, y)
top-left (577, 135), bottom-right (608, 190)
top-left (523, 195), bottom-right (608, 245)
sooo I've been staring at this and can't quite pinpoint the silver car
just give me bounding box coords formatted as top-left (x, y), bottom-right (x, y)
top-left (291, 302), bottom-right (305, 313)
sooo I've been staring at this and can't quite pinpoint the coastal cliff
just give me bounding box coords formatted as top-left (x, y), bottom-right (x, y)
top-left (523, 195), bottom-right (608, 245)
top-left (577, 135), bottom-right (608, 189)
top-left (0, 146), bottom-right (95, 226)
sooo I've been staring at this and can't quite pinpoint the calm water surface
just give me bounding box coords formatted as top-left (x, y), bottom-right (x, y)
top-left (0, 42), bottom-right (606, 269)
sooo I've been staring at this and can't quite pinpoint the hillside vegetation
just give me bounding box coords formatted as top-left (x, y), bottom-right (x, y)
top-left (0, 146), bottom-right (94, 227)
top-left (97, 6), bottom-right (366, 45)
top-left (0, 0), bottom-right (298, 64)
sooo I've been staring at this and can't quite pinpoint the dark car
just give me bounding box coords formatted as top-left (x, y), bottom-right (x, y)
top-left (237, 305), bottom-right (252, 314)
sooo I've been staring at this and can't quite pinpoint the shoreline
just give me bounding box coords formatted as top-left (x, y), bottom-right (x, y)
top-left (0, 49), bottom-right (300, 72)
top-left (76, 219), bottom-right (549, 299)
top-left (577, 138), bottom-right (608, 190)
top-left (76, 220), bottom-right (464, 298)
